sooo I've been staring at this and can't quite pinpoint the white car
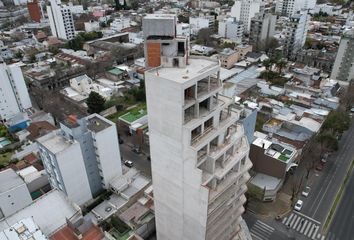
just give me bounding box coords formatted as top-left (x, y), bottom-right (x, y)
top-left (302, 186), bottom-right (311, 197)
top-left (124, 160), bottom-right (133, 168)
top-left (294, 200), bottom-right (303, 211)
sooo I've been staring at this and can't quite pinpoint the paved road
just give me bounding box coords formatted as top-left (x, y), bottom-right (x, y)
top-left (327, 160), bottom-right (354, 240)
top-left (119, 141), bottom-right (152, 177)
top-left (300, 118), bottom-right (354, 224)
top-left (244, 213), bottom-right (296, 240)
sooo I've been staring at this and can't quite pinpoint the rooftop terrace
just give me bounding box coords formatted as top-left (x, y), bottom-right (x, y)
top-left (146, 57), bottom-right (219, 83)
top-left (87, 116), bottom-right (111, 133)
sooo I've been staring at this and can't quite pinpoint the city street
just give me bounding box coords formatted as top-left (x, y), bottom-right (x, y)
top-left (301, 117), bottom-right (354, 223)
top-left (245, 118), bottom-right (354, 240)
top-left (119, 135), bottom-right (152, 177)
top-left (327, 154), bottom-right (354, 240)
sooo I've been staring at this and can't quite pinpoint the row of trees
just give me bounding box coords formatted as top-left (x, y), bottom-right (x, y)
top-left (66, 31), bottom-right (103, 51)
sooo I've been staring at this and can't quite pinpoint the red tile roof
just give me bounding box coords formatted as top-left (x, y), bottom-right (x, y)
top-left (50, 225), bottom-right (104, 240)
top-left (27, 121), bottom-right (57, 141)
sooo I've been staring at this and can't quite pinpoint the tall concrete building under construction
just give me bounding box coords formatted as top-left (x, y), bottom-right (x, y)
top-left (143, 14), bottom-right (252, 240)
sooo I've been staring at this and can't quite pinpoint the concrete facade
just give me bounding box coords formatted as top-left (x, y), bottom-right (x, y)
top-left (47, 0), bottom-right (75, 40)
top-left (330, 30), bottom-right (354, 82)
top-left (37, 114), bottom-right (122, 205)
top-left (0, 63), bottom-right (32, 121)
top-left (249, 12), bottom-right (276, 47)
top-left (276, 0), bottom-right (316, 16)
top-left (218, 17), bottom-right (244, 43)
top-left (284, 11), bottom-right (310, 58)
top-left (231, 0), bottom-right (262, 32)
top-left (143, 14), bottom-right (252, 240)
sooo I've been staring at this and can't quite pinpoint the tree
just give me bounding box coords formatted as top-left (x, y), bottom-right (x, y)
top-left (86, 92), bottom-right (106, 113)
top-left (290, 175), bottom-right (304, 205)
top-left (178, 14), bottom-right (189, 23)
top-left (316, 132), bottom-right (339, 153)
top-left (197, 28), bottom-right (213, 46)
top-left (275, 59), bottom-right (287, 75)
top-left (262, 59), bottom-right (272, 72)
top-left (322, 110), bottom-right (350, 134)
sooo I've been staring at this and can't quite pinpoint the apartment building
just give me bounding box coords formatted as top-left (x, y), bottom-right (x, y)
top-left (218, 17), bottom-right (244, 43)
top-left (276, 0), bottom-right (316, 16)
top-left (330, 29), bottom-right (354, 82)
top-left (283, 11), bottom-right (310, 59)
top-left (249, 12), bottom-right (276, 47)
top-left (37, 114), bottom-right (122, 205)
top-left (231, 0), bottom-right (262, 32)
top-left (143, 14), bottom-right (252, 240)
top-left (0, 63), bottom-right (32, 122)
top-left (47, 0), bottom-right (75, 40)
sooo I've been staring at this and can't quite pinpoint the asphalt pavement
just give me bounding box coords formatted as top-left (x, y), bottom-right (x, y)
top-left (119, 139), bottom-right (152, 177)
top-left (327, 151), bottom-right (354, 239)
top-left (300, 118), bottom-right (354, 224)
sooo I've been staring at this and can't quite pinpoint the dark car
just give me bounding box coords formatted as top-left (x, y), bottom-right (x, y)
top-left (316, 163), bottom-right (323, 171)
top-left (132, 148), bottom-right (141, 154)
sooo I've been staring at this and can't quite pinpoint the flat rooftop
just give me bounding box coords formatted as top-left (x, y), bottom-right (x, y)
top-left (146, 57), bottom-right (219, 83)
top-left (0, 190), bottom-right (80, 236)
top-left (0, 169), bottom-right (26, 193)
top-left (37, 132), bottom-right (74, 154)
top-left (119, 109), bottom-right (147, 124)
top-left (87, 116), bottom-right (111, 133)
top-left (0, 217), bottom-right (47, 240)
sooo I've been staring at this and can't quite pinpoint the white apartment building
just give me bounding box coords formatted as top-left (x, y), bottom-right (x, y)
top-left (218, 17), bottom-right (244, 43)
top-left (330, 30), bottom-right (354, 82)
top-left (69, 74), bottom-right (113, 99)
top-left (47, 0), bottom-right (75, 40)
top-left (189, 17), bottom-right (210, 35)
top-left (0, 169), bottom-right (32, 219)
top-left (37, 114), bottom-right (122, 205)
top-left (143, 14), bottom-right (252, 240)
top-left (177, 23), bottom-right (191, 37)
top-left (276, 0), bottom-right (316, 16)
top-left (249, 12), bottom-right (277, 46)
top-left (0, 63), bottom-right (32, 122)
top-left (231, 0), bottom-right (262, 32)
top-left (284, 11), bottom-right (310, 58)
top-left (110, 18), bottom-right (131, 32)
top-left (84, 20), bottom-right (100, 32)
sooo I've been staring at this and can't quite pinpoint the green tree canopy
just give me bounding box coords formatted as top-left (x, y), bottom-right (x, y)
top-left (86, 91), bottom-right (106, 113)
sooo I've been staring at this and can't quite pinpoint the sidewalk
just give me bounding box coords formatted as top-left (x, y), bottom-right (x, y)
top-left (247, 192), bottom-right (292, 218)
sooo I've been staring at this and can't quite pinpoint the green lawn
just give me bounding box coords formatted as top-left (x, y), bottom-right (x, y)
top-left (107, 102), bottom-right (147, 122)
top-left (0, 152), bottom-right (12, 167)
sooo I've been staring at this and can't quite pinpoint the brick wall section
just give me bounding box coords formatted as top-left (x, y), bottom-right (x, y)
top-left (147, 42), bottom-right (161, 67)
top-left (249, 144), bottom-right (286, 179)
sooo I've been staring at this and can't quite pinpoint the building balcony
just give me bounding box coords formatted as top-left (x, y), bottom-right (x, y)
top-left (191, 125), bottom-right (215, 147)
top-left (214, 138), bottom-right (249, 180)
top-left (209, 124), bottom-right (243, 160)
top-left (206, 199), bottom-right (245, 237)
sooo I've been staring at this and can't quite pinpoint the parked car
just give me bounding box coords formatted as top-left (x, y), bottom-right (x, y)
top-left (124, 160), bottom-right (133, 168)
top-left (302, 186), bottom-right (311, 197)
top-left (294, 200), bottom-right (303, 211)
top-left (316, 163), bottom-right (324, 171)
top-left (132, 147), bottom-right (141, 154)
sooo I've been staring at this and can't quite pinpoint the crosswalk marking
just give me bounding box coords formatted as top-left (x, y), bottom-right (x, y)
top-left (250, 220), bottom-right (274, 240)
top-left (300, 219), bottom-right (308, 233)
top-left (282, 211), bottom-right (326, 239)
